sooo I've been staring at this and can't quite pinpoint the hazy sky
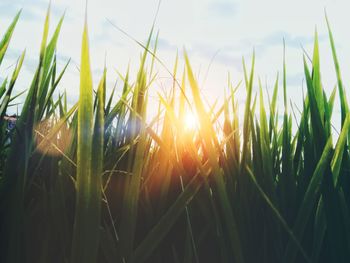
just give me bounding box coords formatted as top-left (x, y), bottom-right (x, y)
top-left (1, 0), bottom-right (350, 122)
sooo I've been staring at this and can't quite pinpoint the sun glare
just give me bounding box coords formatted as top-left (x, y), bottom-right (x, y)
top-left (184, 112), bottom-right (199, 130)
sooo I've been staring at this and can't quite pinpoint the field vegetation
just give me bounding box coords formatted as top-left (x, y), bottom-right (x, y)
top-left (1, 5), bottom-right (350, 263)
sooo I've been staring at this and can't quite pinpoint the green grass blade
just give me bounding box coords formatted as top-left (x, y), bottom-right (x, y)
top-left (0, 10), bottom-right (21, 65)
top-left (246, 166), bottom-right (311, 263)
top-left (331, 114), bottom-right (350, 186)
top-left (284, 138), bottom-right (333, 262)
top-left (131, 173), bottom-right (203, 263)
top-left (71, 14), bottom-right (99, 263)
top-left (325, 14), bottom-right (349, 125)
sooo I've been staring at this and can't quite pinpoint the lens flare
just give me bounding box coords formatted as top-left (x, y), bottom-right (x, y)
top-left (34, 119), bottom-right (72, 156)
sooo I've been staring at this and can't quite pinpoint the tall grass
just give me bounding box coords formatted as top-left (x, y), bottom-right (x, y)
top-left (1, 5), bottom-right (350, 263)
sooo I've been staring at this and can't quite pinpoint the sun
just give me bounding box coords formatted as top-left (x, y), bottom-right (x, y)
top-left (184, 112), bottom-right (199, 130)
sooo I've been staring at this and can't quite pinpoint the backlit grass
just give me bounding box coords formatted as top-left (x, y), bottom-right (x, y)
top-left (1, 5), bottom-right (350, 263)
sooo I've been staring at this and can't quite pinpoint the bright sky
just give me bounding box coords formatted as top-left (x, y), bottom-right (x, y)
top-left (1, 0), bottom-right (350, 126)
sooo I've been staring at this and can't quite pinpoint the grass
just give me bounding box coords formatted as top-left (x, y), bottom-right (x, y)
top-left (1, 4), bottom-right (350, 263)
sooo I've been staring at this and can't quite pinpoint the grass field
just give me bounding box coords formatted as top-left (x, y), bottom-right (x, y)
top-left (1, 5), bottom-right (350, 263)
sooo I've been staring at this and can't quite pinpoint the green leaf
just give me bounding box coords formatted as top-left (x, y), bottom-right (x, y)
top-left (71, 14), bottom-right (99, 263)
top-left (0, 10), bottom-right (21, 65)
top-left (284, 138), bottom-right (333, 263)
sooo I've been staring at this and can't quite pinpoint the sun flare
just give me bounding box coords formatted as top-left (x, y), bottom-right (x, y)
top-left (184, 112), bottom-right (199, 130)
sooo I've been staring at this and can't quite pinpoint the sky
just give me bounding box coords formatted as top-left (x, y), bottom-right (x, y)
top-left (1, 0), bottom-right (350, 127)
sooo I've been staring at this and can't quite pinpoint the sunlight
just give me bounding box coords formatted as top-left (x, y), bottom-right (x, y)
top-left (184, 112), bottom-right (199, 130)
